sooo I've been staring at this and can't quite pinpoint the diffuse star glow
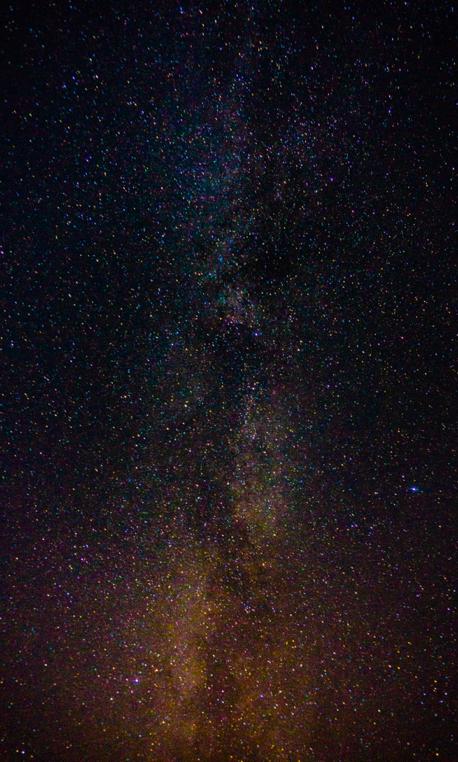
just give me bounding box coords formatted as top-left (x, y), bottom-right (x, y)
top-left (2, 2), bottom-right (456, 760)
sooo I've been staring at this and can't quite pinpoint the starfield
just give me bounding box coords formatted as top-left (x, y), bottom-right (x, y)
top-left (2, 1), bottom-right (457, 760)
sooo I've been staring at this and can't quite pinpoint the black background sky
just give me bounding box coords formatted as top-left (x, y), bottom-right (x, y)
top-left (1, 1), bottom-right (457, 760)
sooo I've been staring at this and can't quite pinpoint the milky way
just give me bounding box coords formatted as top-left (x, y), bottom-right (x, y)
top-left (2, 2), bottom-right (457, 760)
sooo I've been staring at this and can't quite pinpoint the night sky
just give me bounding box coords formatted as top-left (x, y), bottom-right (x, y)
top-left (2, 1), bottom-right (457, 760)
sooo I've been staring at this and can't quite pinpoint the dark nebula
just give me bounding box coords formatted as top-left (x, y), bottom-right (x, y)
top-left (2, 1), bottom-right (457, 760)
